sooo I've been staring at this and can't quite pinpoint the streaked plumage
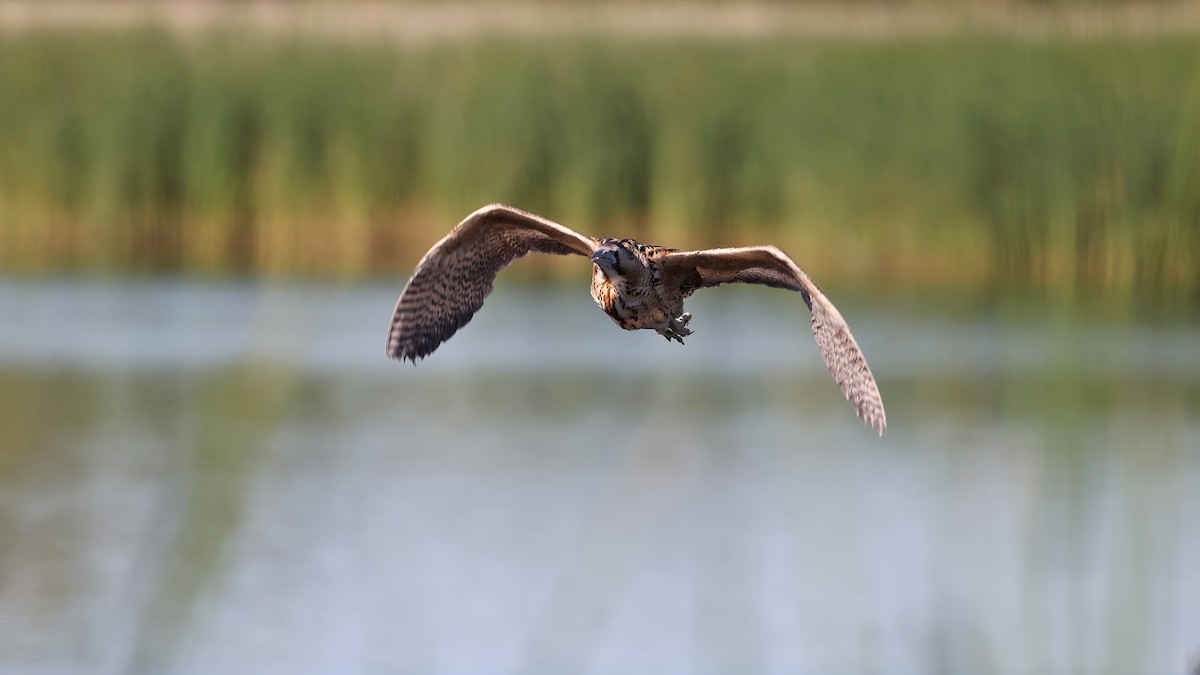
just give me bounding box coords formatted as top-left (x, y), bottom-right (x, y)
top-left (386, 203), bottom-right (886, 434)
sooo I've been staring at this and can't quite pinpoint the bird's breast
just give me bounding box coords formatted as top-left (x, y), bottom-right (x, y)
top-left (590, 272), bottom-right (670, 331)
top-left (590, 274), bottom-right (625, 324)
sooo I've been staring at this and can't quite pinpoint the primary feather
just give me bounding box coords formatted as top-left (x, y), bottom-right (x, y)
top-left (385, 203), bottom-right (598, 361)
top-left (659, 246), bottom-right (886, 435)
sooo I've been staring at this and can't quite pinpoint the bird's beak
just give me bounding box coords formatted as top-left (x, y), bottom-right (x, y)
top-left (591, 249), bottom-right (617, 267)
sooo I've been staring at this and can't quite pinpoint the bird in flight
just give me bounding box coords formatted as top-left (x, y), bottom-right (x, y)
top-left (386, 203), bottom-right (886, 434)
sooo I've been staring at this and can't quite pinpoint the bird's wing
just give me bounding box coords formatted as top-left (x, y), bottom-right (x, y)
top-left (386, 204), bottom-right (599, 361)
top-left (659, 246), bottom-right (886, 435)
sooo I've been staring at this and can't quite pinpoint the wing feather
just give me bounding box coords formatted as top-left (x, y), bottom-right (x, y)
top-left (386, 204), bottom-right (599, 361)
top-left (660, 246), bottom-right (887, 435)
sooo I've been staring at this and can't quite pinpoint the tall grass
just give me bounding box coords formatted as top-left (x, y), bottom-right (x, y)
top-left (0, 29), bottom-right (1197, 295)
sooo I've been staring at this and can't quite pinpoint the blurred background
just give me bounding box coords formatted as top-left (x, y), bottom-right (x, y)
top-left (0, 1), bottom-right (1198, 674)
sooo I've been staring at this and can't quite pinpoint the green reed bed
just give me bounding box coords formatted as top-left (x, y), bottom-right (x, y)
top-left (0, 30), bottom-right (1197, 295)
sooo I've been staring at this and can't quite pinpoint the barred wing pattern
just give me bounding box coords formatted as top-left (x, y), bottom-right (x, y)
top-left (386, 204), bottom-right (599, 361)
top-left (660, 246), bottom-right (887, 435)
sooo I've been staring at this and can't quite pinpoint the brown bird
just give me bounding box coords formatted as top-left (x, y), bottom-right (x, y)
top-left (386, 203), bottom-right (886, 434)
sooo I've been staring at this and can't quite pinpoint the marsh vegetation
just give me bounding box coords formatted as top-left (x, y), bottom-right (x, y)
top-left (0, 26), bottom-right (1197, 298)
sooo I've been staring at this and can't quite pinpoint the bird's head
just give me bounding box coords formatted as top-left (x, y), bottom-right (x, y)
top-left (591, 245), bottom-right (625, 279)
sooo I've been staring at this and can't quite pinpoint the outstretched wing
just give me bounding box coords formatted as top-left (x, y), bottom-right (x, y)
top-left (386, 203), bottom-right (599, 362)
top-left (659, 246), bottom-right (886, 435)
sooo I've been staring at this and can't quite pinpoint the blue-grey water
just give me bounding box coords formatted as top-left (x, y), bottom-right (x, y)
top-left (0, 279), bottom-right (1197, 675)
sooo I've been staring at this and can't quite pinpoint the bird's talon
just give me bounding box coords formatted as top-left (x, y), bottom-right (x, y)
top-left (660, 316), bottom-right (693, 344)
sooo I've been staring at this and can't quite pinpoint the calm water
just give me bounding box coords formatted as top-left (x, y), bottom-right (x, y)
top-left (0, 279), bottom-right (1197, 675)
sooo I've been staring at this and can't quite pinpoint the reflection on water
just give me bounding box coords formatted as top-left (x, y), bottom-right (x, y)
top-left (0, 279), bottom-right (1197, 675)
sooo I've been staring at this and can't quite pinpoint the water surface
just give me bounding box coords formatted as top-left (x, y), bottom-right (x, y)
top-left (0, 279), bottom-right (1197, 674)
